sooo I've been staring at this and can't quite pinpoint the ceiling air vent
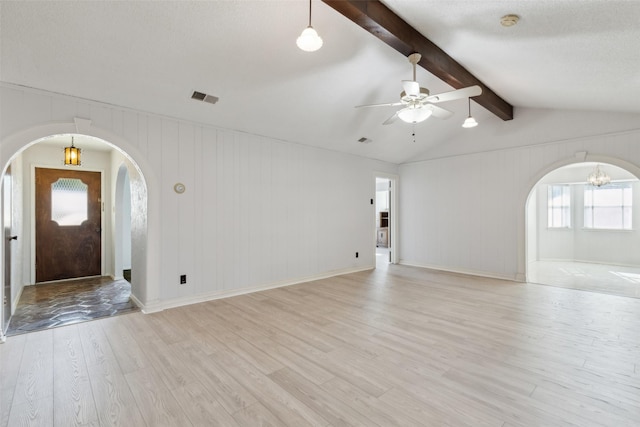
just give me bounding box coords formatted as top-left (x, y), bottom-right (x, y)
top-left (203, 94), bottom-right (219, 104)
top-left (191, 90), bottom-right (219, 105)
top-left (358, 137), bottom-right (372, 144)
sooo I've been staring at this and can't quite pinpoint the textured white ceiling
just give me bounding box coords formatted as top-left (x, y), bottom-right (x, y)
top-left (2, 1), bottom-right (639, 164)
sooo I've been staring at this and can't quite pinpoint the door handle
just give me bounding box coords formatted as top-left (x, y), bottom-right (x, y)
top-left (7, 235), bottom-right (17, 241)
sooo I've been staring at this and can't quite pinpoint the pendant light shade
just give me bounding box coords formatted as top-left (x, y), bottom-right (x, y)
top-left (297, 0), bottom-right (322, 52)
top-left (64, 136), bottom-right (81, 166)
top-left (462, 97), bottom-right (478, 128)
top-left (462, 116), bottom-right (478, 128)
top-left (297, 26), bottom-right (323, 52)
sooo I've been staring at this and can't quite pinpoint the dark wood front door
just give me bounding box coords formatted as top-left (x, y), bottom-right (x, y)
top-left (35, 168), bottom-right (102, 282)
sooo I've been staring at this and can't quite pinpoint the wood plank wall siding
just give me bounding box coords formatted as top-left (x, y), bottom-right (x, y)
top-left (1, 83), bottom-right (396, 308)
top-left (2, 265), bottom-right (639, 426)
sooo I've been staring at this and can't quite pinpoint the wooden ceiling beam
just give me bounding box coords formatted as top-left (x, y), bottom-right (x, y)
top-left (322, 0), bottom-right (513, 121)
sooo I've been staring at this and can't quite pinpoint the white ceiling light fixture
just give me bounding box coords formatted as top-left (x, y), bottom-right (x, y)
top-left (296, 0), bottom-right (323, 52)
top-left (462, 98), bottom-right (478, 128)
top-left (587, 164), bottom-right (611, 187)
top-left (398, 105), bottom-right (432, 124)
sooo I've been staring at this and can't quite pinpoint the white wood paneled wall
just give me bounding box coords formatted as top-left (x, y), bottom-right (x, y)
top-left (0, 83), bottom-right (397, 311)
top-left (399, 111), bottom-right (640, 281)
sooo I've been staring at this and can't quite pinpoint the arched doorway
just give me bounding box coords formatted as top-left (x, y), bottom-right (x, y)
top-left (525, 161), bottom-right (640, 298)
top-left (0, 126), bottom-right (154, 338)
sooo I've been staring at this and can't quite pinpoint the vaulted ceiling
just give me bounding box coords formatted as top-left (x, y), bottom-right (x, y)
top-left (2, 1), bottom-right (639, 164)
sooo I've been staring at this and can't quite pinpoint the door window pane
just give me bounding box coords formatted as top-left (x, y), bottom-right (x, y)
top-left (51, 178), bottom-right (88, 226)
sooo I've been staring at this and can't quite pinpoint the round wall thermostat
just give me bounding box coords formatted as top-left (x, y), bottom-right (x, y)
top-left (173, 183), bottom-right (186, 194)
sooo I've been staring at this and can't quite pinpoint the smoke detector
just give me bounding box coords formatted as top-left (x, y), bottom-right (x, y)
top-left (500, 14), bottom-right (520, 27)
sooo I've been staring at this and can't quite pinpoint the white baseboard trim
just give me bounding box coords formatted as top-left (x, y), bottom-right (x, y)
top-left (129, 293), bottom-right (145, 311)
top-left (398, 260), bottom-right (519, 282)
top-left (134, 265), bottom-right (375, 314)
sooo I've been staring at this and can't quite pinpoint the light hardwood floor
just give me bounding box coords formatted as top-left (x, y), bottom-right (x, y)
top-left (528, 260), bottom-right (640, 299)
top-left (2, 264), bottom-right (640, 426)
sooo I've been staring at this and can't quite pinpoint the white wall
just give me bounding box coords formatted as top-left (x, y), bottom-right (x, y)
top-left (399, 107), bottom-right (640, 280)
top-left (526, 187), bottom-right (537, 263)
top-left (0, 83), bottom-right (398, 312)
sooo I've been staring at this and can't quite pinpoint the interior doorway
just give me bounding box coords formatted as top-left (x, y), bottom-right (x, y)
top-left (375, 175), bottom-right (397, 268)
top-left (526, 161), bottom-right (640, 298)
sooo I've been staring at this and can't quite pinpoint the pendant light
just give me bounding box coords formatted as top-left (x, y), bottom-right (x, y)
top-left (296, 0), bottom-right (323, 52)
top-left (462, 97), bottom-right (478, 128)
top-left (64, 136), bottom-right (81, 166)
top-left (587, 164), bottom-right (611, 187)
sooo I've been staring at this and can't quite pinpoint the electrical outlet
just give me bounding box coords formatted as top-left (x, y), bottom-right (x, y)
top-left (355, 252), bottom-right (359, 258)
top-left (180, 274), bottom-right (187, 285)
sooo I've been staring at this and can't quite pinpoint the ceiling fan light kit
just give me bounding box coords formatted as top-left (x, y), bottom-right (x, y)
top-left (398, 105), bottom-right (432, 124)
top-left (355, 53), bottom-right (482, 127)
top-left (297, 0), bottom-right (322, 52)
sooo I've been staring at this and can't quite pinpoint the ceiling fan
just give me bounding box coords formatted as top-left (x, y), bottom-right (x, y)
top-left (356, 53), bottom-right (482, 125)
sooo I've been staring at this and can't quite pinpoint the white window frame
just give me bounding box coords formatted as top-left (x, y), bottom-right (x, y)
top-left (547, 184), bottom-right (571, 228)
top-left (583, 182), bottom-right (633, 230)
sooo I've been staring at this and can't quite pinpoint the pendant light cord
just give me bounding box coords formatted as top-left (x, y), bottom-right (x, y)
top-left (308, 0), bottom-right (312, 26)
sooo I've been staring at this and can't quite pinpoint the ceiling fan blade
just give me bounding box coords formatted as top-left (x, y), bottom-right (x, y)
top-left (382, 112), bottom-right (400, 125)
top-left (355, 101), bottom-right (403, 108)
top-left (426, 85), bottom-right (482, 103)
top-left (402, 80), bottom-right (420, 97)
top-left (425, 104), bottom-right (454, 119)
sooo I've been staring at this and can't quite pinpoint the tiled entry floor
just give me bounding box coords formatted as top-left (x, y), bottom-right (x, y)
top-left (6, 276), bottom-right (138, 336)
